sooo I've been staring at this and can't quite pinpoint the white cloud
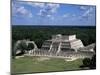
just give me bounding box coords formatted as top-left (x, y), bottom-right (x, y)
top-left (37, 9), bottom-right (47, 16)
top-left (27, 2), bottom-right (60, 11)
top-left (17, 7), bottom-right (26, 14)
top-left (16, 6), bottom-right (33, 18)
top-left (47, 3), bottom-right (59, 7)
top-left (12, 1), bottom-right (60, 19)
top-left (79, 6), bottom-right (88, 10)
top-left (63, 14), bottom-right (70, 18)
top-left (27, 2), bottom-right (45, 8)
top-left (12, 1), bottom-right (33, 18)
top-left (12, 2), bottom-right (33, 18)
top-left (78, 7), bottom-right (95, 20)
top-left (46, 3), bottom-right (60, 13)
top-left (62, 6), bottom-right (94, 21)
top-left (37, 3), bottom-right (60, 18)
top-left (47, 14), bottom-right (51, 17)
top-left (47, 15), bottom-right (54, 20)
top-left (82, 7), bottom-right (93, 17)
top-left (63, 13), bottom-right (76, 20)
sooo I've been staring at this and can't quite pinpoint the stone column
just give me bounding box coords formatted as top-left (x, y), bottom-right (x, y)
top-left (56, 42), bottom-right (62, 54)
top-left (49, 42), bottom-right (53, 52)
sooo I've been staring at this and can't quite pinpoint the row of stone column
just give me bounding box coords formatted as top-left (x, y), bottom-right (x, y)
top-left (25, 50), bottom-right (93, 59)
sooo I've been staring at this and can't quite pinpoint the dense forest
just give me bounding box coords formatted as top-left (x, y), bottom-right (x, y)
top-left (12, 25), bottom-right (96, 49)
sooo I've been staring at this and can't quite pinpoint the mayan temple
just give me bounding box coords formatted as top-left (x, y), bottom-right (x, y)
top-left (41, 34), bottom-right (84, 53)
top-left (15, 34), bottom-right (95, 61)
top-left (33, 34), bottom-right (95, 60)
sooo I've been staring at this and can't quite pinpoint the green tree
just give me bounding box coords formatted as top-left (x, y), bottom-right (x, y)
top-left (17, 40), bottom-right (27, 54)
top-left (89, 46), bottom-right (96, 69)
top-left (83, 58), bottom-right (91, 67)
top-left (35, 39), bottom-right (44, 48)
top-left (80, 46), bottom-right (96, 69)
top-left (89, 54), bottom-right (96, 69)
top-left (27, 43), bottom-right (34, 51)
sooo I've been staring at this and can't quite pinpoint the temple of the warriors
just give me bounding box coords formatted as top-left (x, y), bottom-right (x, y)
top-left (41, 34), bottom-right (84, 53)
top-left (15, 34), bottom-right (95, 61)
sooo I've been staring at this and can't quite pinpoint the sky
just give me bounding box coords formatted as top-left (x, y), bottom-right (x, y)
top-left (12, 0), bottom-right (96, 26)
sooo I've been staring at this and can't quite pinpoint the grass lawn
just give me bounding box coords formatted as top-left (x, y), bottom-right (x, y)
top-left (11, 56), bottom-right (88, 74)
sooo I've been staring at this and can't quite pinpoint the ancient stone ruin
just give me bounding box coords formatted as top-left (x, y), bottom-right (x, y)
top-left (14, 34), bottom-right (95, 61)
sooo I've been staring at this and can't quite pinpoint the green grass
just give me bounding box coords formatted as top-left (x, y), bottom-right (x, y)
top-left (11, 56), bottom-right (86, 74)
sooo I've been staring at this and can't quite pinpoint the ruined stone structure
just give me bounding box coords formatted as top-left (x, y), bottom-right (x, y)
top-left (14, 34), bottom-right (95, 61)
top-left (14, 39), bottom-right (38, 55)
top-left (41, 34), bottom-right (84, 53)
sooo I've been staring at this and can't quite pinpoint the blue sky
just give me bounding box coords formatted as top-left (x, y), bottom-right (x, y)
top-left (12, 1), bottom-right (96, 26)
